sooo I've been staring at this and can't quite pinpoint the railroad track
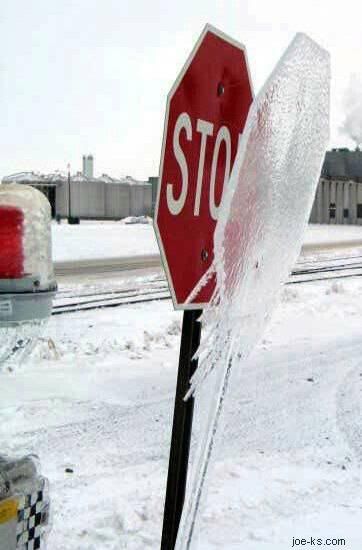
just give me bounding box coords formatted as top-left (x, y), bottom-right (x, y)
top-left (52, 255), bottom-right (362, 315)
top-left (53, 284), bottom-right (170, 314)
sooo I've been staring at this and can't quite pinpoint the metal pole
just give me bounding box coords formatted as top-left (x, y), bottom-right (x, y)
top-left (67, 166), bottom-right (71, 222)
top-left (161, 309), bottom-right (202, 550)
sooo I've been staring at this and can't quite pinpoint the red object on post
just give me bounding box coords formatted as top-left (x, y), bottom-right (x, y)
top-left (0, 206), bottom-right (24, 278)
top-left (154, 24), bottom-right (253, 309)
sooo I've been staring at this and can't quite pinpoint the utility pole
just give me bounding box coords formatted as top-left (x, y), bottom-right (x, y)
top-left (67, 163), bottom-right (71, 223)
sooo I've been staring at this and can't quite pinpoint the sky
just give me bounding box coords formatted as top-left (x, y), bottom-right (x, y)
top-left (1, 0), bottom-right (362, 181)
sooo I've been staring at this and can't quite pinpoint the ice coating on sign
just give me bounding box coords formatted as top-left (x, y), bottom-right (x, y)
top-left (188, 32), bottom-right (330, 394)
top-left (0, 183), bottom-right (54, 289)
top-left (176, 33), bottom-right (330, 549)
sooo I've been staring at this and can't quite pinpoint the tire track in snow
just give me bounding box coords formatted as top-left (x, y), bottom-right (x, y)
top-left (336, 361), bottom-right (362, 462)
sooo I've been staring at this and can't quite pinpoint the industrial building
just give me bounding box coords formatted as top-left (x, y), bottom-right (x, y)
top-left (310, 148), bottom-right (362, 224)
top-left (3, 149), bottom-right (362, 225)
top-left (1, 156), bottom-right (155, 222)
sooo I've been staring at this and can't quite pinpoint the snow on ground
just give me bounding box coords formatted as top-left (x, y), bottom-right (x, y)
top-left (0, 301), bottom-right (182, 549)
top-left (305, 223), bottom-right (362, 245)
top-left (52, 222), bottom-right (362, 263)
top-left (192, 278), bottom-right (362, 549)
top-left (1, 272), bottom-right (362, 548)
top-left (52, 220), bottom-right (158, 262)
top-left (2, 221), bottom-right (362, 548)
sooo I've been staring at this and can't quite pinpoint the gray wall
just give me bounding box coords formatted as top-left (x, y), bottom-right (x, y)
top-left (105, 184), bottom-right (130, 219)
top-left (310, 178), bottom-right (362, 225)
top-left (56, 181), bottom-right (152, 219)
top-left (148, 176), bottom-right (158, 215)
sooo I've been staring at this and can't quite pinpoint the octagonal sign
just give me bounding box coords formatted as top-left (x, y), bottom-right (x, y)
top-left (154, 24), bottom-right (253, 309)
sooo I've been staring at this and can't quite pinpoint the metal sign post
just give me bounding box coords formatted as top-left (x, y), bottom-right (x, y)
top-left (160, 310), bottom-right (201, 550)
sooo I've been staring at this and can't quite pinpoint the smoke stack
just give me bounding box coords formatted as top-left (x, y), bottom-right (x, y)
top-left (82, 154), bottom-right (94, 178)
top-left (87, 155), bottom-right (94, 178)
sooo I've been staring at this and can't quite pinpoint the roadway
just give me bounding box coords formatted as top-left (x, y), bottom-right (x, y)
top-left (54, 254), bottom-right (163, 284)
top-left (54, 239), bottom-right (362, 282)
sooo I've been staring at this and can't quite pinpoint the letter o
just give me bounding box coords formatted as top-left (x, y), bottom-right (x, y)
top-left (209, 126), bottom-right (231, 221)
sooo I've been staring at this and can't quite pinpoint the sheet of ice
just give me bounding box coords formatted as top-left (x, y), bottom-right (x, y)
top-left (177, 33), bottom-right (330, 549)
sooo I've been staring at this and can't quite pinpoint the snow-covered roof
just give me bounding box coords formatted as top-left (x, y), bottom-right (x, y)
top-left (2, 171), bottom-right (151, 186)
top-left (118, 176), bottom-right (150, 186)
top-left (46, 171), bottom-right (67, 182)
top-left (96, 174), bottom-right (151, 186)
top-left (2, 171), bottom-right (46, 183)
top-left (71, 172), bottom-right (89, 182)
top-left (97, 174), bottom-right (122, 184)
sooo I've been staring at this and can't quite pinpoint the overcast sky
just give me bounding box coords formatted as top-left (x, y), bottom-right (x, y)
top-left (1, 0), bottom-right (361, 180)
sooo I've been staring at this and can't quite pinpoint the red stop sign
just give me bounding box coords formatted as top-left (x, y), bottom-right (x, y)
top-left (154, 24), bottom-right (253, 309)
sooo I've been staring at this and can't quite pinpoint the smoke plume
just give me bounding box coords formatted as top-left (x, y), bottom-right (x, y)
top-left (340, 73), bottom-right (362, 148)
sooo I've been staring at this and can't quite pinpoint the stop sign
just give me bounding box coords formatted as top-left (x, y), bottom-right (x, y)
top-left (154, 24), bottom-right (253, 309)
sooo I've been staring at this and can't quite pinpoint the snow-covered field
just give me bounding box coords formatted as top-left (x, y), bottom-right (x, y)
top-left (1, 273), bottom-right (362, 548)
top-left (52, 220), bottom-right (158, 262)
top-left (52, 221), bottom-right (362, 262)
top-left (1, 223), bottom-right (362, 549)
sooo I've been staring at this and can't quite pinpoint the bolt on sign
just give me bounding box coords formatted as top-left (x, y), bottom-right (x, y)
top-left (154, 24), bottom-right (253, 309)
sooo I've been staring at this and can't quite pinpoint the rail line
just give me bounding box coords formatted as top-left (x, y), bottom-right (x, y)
top-left (52, 255), bottom-right (362, 315)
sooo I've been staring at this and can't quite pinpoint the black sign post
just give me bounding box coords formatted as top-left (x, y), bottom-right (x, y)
top-left (160, 309), bottom-right (202, 550)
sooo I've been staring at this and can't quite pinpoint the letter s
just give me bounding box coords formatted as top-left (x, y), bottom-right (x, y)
top-left (166, 112), bottom-right (192, 215)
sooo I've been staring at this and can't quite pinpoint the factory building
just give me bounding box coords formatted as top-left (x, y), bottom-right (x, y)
top-left (310, 148), bottom-right (362, 224)
top-left (4, 148), bottom-right (361, 225)
top-left (1, 156), bottom-right (154, 222)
